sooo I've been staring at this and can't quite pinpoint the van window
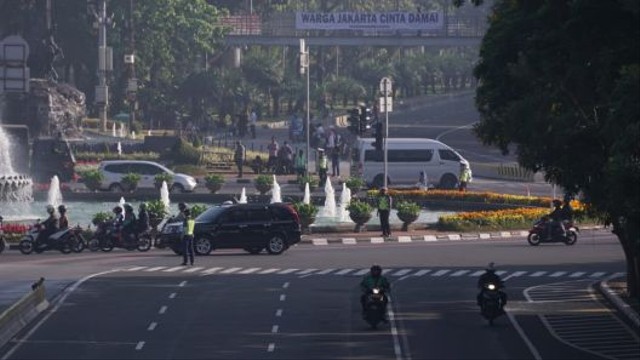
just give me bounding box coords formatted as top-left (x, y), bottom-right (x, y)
top-left (438, 149), bottom-right (461, 162)
top-left (364, 149), bottom-right (433, 162)
top-left (104, 164), bottom-right (129, 174)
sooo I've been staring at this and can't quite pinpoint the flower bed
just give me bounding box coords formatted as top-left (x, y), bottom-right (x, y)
top-left (367, 189), bottom-right (555, 207)
top-left (437, 207), bottom-right (549, 231)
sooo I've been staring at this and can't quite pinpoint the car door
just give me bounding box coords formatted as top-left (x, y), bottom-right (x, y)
top-left (137, 163), bottom-right (162, 188)
top-left (245, 207), bottom-right (272, 247)
top-left (213, 207), bottom-right (247, 249)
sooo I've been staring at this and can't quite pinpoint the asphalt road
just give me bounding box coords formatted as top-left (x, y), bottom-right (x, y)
top-left (2, 230), bottom-right (638, 359)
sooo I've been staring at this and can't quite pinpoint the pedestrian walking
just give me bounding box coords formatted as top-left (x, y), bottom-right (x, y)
top-left (234, 140), bottom-right (246, 178)
top-left (181, 208), bottom-right (195, 266)
top-left (458, 163), bottom-right (472, 192)
top-left (317, 149), bottom-right (328, 187)
top-left (331, 146), bottom-right (340, 178)
top-left (267, 136), bottom-right (279, 172)
top-left (377, 187), bottom-right (393, 238)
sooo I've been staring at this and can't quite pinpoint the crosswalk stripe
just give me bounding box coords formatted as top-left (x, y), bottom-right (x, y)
top-left (590, 272), bottom-right (606, 278)
top-left (392, 269), bottom-right (413, 277)
top-left (569, 272), bottom-right (586, 278)
top-left (470, 270), bottom-right (485, 277)
top-left (353, 269), bottom-right (370, 276)
top-left (259, 268), bottom-right (281, 274)
top-left (220, 267), bottom-right (243, 274)
top-left (530, 271), bottom-right (547, 277)
top-left (316, 269), bottom-right (336, 275)
top-left (239, 268), bottom-right (261, 274)
top-left (278, 269), bottom-right (299, 274)
top-left (163, 266), bottom-right (186, 272)
top-left (183, 267), bottom-right (204, 273)
top-left (144, 267), bottom-right (166, 272)
top-left (550, 271), bottom-right (567, 277)
top-left (432, 270), bottom-right (450, 276)
top-left (451, 270), bottom-right (470, 277)
top-left (413, 269), bottom-right (431, 276)
top-left (126, 266), bottom-right (147, 271)
top-left (495, 270), bottom-right (507, 276)
top-left (382, 269), bottom-right (393, 275)
top-left (296, 269), bottom-right (318, 275)
top-left (335, 269), bottom-right (354, 275)
top-left (201, 267), bottom-right (224, 275)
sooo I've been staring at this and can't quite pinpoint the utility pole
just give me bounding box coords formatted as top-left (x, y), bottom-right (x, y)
top-left (300, 38), bottom-right (310, 178)
top-left (94, 0), bottom-right (112, 132)
top-left (126, 0), bottom-right (137, 134)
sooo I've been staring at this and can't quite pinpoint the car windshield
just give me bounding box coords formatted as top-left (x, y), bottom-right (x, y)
top-left (195, 206), bottom-right (225, 223)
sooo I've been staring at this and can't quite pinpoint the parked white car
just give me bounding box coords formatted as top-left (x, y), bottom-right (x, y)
top-left (97, 160), bottom-right (197, 192)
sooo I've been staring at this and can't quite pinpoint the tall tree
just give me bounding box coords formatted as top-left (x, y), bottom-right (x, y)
top-left (472, 0), bottom-right (640, 298)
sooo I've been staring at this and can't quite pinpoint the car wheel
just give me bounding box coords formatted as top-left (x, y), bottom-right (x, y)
top-left (109, 183), bottom-right (124, 192)
top-left (266, 234), bottom-right (287, 255)
top-left (194, 237), bottom-right (213, 255)
top-left (170, 183), bottom-right (186, 193)
top-left (439, 174), bottom-right (458, 190)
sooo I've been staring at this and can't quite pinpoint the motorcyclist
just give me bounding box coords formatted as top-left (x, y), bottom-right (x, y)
top-left (57, 205), bottom-right (69, 230)
top-left (174, 202), bottom-right (189, 222)
top-left (121, 204), bottom-right (137, 243)
top-left (546, 199), bottom-right (564, 239)
top-left (36, 205), bottom-right (58, 248)
top-left (111, 206), bottom-right (124, 239)
top-left (477, 262), bottom-right (507, 307)
top-left (137, 203), bottom-right (150, 234)
top-left (360, 265), bottom-right (391, 321)
top-left (560, 197), bottom-right (574, 223)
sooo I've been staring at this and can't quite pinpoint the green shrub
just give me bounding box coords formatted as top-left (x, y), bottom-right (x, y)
top-left (154, 173), bottom-right (173, 188)
top-left (146, 200), bottom-right (169, 220)
top-left (122, 173), bottom-right (141, 190)
top-left (255, 174), bottom-right (273, 186)
top-left (347, 199), bottom-right (373, 217)
top-left (165, 138), bottom-right (201, 165)
top-left (92, 211), bottom-right (113, 226)
top-left (80, 169), bottom-right (104, 191)
top-left (345, 177), bottom-right (366, 192)
top-left (297, 174), bottom-right (318, 190)
top-left (396, 200), bottom-right (421, 217)
top-left (173, 164), bottom-right (208, 176)
top-left (190, 204), bottom-right (208, 218)
top-left (204, 174), bottom-right (225, 186)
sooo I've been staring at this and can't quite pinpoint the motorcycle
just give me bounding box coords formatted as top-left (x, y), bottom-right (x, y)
top-left (56, 226), bottom-right (87, 253)
top-left (0, 216), bottom-right (6, 254)
top-left (363, 287), bottom-right (387, 329)
top-left (88, 221), bottom-right (152, 252)
top-left (19, 223), bottom-right (72, 255)
top-left (527, 217), bottom-right (579, 246)
top-left (479, 282), bottom-right (505, 326)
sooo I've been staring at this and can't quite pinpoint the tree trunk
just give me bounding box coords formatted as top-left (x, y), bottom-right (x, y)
top-left (614, 217), bottom-right (640, 300)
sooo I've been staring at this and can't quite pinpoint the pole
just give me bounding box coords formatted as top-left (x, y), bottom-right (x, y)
top-left (306, 46), bottom-right (310, 179)
top-left (383, 80), bottom-right (389, 189)
top-left (98, 0), bottom-right (108, 132)
top-left (128, 0), bottom-right (136, 132)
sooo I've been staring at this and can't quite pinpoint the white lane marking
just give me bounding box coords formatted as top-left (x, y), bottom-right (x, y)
top-left (239, 267), bottom-right (261, 274)
top-left (550, 271), bottom-right (567, 277)
top-left (590, 272), bottom-right (606, 278)
top-left (280, 294), bottom-right (286, 301)
top-left (275, 309), bottom-right (283, 317)
top-left (259, 268), bottom-right (281, 274)
top-left (470, 270), bottom-right (485, 277)
top-left (283, 282), bottom-right (290, 289)
top-left (147, 322), bottom-right (157, 331)
top-left (382, 269), bottom-right (393, 275)
top-left (201, 267), bottom-right (223, 275)
top-left (392, 269), bottom-right (413, 277)
top-left (335, 269), bottom-right (355, 275)
top-left (506, 311), bottom-right (542, 360)
top-left (1, 269), bottom-right (121, 360)
top-left (144, 266), bottom-right (166, 272)
top-left (296, 269), bottom-right (318, 275)
top-left (451, 270), bottom-right (470, 277)
top-left (530, 271), bottom-right (547, 277)
top-left (278, 269), bottom-right (299, 275)
top-left (135, 341), bottom-right (145, 351)
top-left (220, 267), bottom-right (242, 274)
top-left (386, 295), bottom-right (404, 360)
top-left (271, 325), bottom-right (279, 333)
top-left (495, 270), bottom-right (507, 276)
top-left (126, 266), bottom-right (147, 271)
top-left (178, 281), bottom-right (187, 287)
top-left (169, 293), bottom-right (177, 299)
top-left (432, 270), bottom-right (450, 276)
top-left (413, 269), bottom-right (431, 276)
top-left (163, 266), bottom-right (185, 272)
top-left (569, 272), bottom-right (586, 278)
top-left (267, 343), bottom-right (275, 352)
top-left (353, 269), bottom-right (370, 276)
top-left (316, 269), bottom-right (336, 275)
top-left (159, 306), bottom-right (168, 314)
top-left (503, 271), bottom-right (527, 281)
top-left (183, 266), bottom-right (204, 273)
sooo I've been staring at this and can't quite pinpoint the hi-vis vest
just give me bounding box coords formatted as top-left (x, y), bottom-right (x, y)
top-left (185, 218), bottom-right (195, 236)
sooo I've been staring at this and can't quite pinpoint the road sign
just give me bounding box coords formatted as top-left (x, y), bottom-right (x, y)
top-left (379, 77), bottom-right (392, 96)
top-left (379, 97), bottom-right (393, 112)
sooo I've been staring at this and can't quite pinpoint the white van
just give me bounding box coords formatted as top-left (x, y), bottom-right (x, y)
top-left (353, 138), bottom-right (470, 189)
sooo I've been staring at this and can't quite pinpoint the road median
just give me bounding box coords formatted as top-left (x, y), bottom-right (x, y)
top-left (0, 278), bottom-right (49, 349)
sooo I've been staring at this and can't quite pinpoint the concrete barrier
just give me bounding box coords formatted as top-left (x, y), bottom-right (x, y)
top-left (0, 278), bottom-right (49, 348)
top-left (470, 162), bottom-right (536, 182)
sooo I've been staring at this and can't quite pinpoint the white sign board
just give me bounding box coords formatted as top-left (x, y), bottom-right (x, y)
top-left (379, 77), bottom-right (392, 96)
top-left (296, 11), bottom-right (444, 31)
top-left (379, 97), bottom-right (393, 113)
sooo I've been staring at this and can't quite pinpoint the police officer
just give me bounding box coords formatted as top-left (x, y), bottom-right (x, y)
top-left (181, 208), bottom-right (195, 266)
top-left (377, 187), bottom-right (393, 237)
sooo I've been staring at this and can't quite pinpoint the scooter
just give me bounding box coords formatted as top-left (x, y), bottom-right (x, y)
top-left (479, 282), bottom-right (506, 326)
top-left (19, 222), bottom-right (72, 255)
top-left (88, 222), bottom-right (152, 252)
top-left (363, 287), bottom-right (387, 329)
top-left (55, 225), bottom-right (87, 253)
top-left (528, 217), bottom-right (579, 246)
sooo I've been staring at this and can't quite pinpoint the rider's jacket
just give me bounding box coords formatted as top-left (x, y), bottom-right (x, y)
top-left (477, 271), bottom-right (503, 290)
top-left (360, 275), bottom-right (391, 293)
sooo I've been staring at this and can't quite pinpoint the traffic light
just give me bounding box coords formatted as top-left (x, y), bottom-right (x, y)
top-left (359, 106), bottom-right (372, 135)
top-left (372, 122), bottom-right (383, 151)
top-left (347, 108), bottom-right (360, 135)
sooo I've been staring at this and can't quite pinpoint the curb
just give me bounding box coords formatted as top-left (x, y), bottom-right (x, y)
top-left (0, 279), bottom-right (49, 349)
top-left (599, 275), bottom-right (640, 328)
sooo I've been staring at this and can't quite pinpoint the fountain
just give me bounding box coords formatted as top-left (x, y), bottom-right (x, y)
top-left (160, 181), bottom-right (170, 211)
top-left (47, 176), bottom-right (63, 208)
top-left (0, 122), bottom-right (33, 202)
top-left (117, 142), bottom-right (122, 156)
top-left (319, 178), bottom-right (336, 218)
top-left (238, 187), bottom-right (247, 204)
top-left (338, 183), bottom-right (351, 222)
top-left (119, 123), bottom-right (125, 138)
top-left (271, 175), bottom-right (282, 203)
top-left (131, 131), bottom-right (136, 140)
top-left (303, 183), bottom-right (311, 205)
top-left (112, 122), bottom-right (116, 137)
top-left (119, 197), bottom-right (126, 209)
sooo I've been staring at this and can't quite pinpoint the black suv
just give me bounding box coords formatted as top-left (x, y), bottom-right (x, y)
top-left (159, 203), bottom-right (301, 255)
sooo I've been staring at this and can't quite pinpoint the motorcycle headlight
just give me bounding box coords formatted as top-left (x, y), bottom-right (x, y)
top-left (487, 284), bottom-right (496, 290)
top-left (372, 288), bottom-right (380, 294)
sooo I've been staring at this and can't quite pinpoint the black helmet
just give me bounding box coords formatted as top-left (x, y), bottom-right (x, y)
top-left (113, 206), bottom-right (123, 214)
top-left (46, 205), bottom-right (55, 214)
top-left (178, 202), bottom-right (188, 211)
top-left (370, 265), bottom-right (382, 277)
top-left (139, 202), bottom-right (147, 210)
top-left (486, 262), bottom-right (496, 272)
top-left (124, 204), bottom-right (134, 213)
top-left (57, 205), bottom-right (67, 214)
top-left (552, 199), bottom-right (562, 207)
top-left (183, 208), bottom-right (191, 217)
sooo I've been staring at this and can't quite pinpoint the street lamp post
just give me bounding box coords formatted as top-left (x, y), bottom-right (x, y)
top-left (300, 39), bottom-right (310, 178)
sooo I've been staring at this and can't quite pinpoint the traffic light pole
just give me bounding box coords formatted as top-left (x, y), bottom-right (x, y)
top-left (383, 94), bottom-right (389, 189)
